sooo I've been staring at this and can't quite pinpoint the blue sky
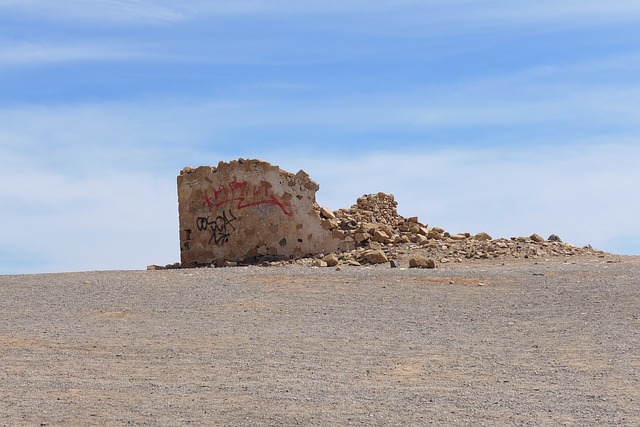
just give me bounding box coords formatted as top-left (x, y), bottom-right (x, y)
top-left (1, 1), bottom-right (639, 274)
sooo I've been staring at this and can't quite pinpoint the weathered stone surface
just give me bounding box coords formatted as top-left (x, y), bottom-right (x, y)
top-left (320, 207), bottom-right (335, 219)
top-left (335, 193), bottom-right (403, 226)
top-left (322, 253), bottom-right (340, 267)
top-left (417, 226), bottom-right (430, 236)
top-left (369, 241), bottom-right (383, 251)
top-left (397, 235), bottom-right (411, 244)
top-left (474, 232), bottom-right (492, 241)
top-left (530, 233), bottom-right (545, 243)
top-left (178, 159), bottom-right (351, 267)
top-left (354, 232), bottom-right (371, 243)
top-left (147, 263), bottom-right (182, 270)
top-left (364, 250), bottom-right (388, 264)
top-left (427, 229), bottom-right (444, 240)
top-left (312, 259), bottom-right (328, 267)
top-left (548, 234), bottom-right (562, 242)
top-left (414, 234), bottom-right (429, 245)
top-left (321, 218), bottom-right (339, 230)
top-left (332, 229), bottom-right (346, 239)
top-left (372, 230), bottom-right (391, 243)
top-left (409, 257), bottom-right (436, 268)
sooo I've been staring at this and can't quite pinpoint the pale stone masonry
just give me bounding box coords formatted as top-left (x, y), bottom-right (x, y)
top-left (171, 158), bottom-right (605, 270)
top-left (177, 159), bottom-right (351, 267)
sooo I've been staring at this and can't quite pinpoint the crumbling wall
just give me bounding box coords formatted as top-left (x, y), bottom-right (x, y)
top-left (178, 159), bottom-right (351, 266)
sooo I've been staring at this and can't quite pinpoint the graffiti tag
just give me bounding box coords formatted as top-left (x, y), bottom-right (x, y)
top-left (201, 180), bottom-right (293, 217)
top-left (196, 210), bottom-right (237, 245)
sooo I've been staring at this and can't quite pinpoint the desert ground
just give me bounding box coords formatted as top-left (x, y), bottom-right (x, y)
top-left (1, 255), bottom-right (638, 426)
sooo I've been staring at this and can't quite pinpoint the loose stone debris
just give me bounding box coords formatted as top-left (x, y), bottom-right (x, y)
top-left (150, 191), bottom-right (607, 270)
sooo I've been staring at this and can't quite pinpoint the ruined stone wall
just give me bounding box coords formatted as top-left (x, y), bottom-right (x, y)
top-left (178, 159), bottom-right (351, 266)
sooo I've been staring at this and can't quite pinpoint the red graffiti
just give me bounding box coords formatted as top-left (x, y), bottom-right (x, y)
top-left (203, 181), bottom-right (294, 217)
top-left (203, 192), bottom-right (215, 209)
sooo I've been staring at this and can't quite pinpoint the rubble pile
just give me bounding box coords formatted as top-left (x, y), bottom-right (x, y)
top-left (319, 192), bottom-right (423, 245)
top-left (306, 192), bottom-right (607, 268)
top-left (334, 192), bottom-right (405, 225)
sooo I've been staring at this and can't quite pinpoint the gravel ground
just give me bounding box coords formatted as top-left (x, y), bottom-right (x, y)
top-left (1, 255), bottom-right (638, 426)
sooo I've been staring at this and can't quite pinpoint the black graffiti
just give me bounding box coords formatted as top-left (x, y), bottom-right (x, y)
top-left (196, 211), bottom-right (237, 245)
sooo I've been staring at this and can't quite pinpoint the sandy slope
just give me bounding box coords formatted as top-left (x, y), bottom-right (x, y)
top-left (1, 255), bottom-right (638, 426)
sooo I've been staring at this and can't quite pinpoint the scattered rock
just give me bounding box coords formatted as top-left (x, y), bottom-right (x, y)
top-left (322, 253), bottom-right (340, 267)
top-left (413, 234), bottom-right (429, 245)
top-left (354, 232), bottom-right (371, 243)
top-left (372, 230), bottom-right (391, 243)
top-left (548, 234), bottom-right (562, 242)
top-left (530, 233), bottom-right (545, 243)
top-left (368, 241), bottom-right (383, 251)
top-left (474, 232), bottom-right (492, 241)
top-left (320, 206), bottom-right (336, 219)
top-left (321, 219), bottom-right (338, 230)
top-left (332, 229), bottom-right (346, 239)
top-left (428, 229), bottom-right (444, 240)
top-left (364, 250), bottom-right (388, 264)
top-left (409, 257), bottom-right (436, 269)
top-left (390, 259), bottom-right (400, 268)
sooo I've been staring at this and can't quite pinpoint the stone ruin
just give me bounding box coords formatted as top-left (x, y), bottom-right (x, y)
top-left (177, 159), bottom-right (353, 267)
top-left (168, 158), bottom-right (607, 270)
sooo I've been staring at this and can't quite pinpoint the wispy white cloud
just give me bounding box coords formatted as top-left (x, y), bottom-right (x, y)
top-left (410, 85), bottom-right (640, 128)
top-left (385, 52), bottom-right (640, 129)
top-left (0, 100), bottom-right (248, 157)
top-left (2, 50), bottom-right (638, 161)
top-left (0, 41), bottom-right (156, 66)
top-left (0, 0), bottom-right (184, 24)
top-left (0, 39), bottom-right (287, 68)
top-left (468, 0), bottom-right (640, 23)
top-left (3, 1), bottom-right (639, 70)
top-left (168, 0), bottom-right (640, 21)
top-left (185, 0), bottom-right (640, 38)
top-left (3, 0), bottom-right (640, 28)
